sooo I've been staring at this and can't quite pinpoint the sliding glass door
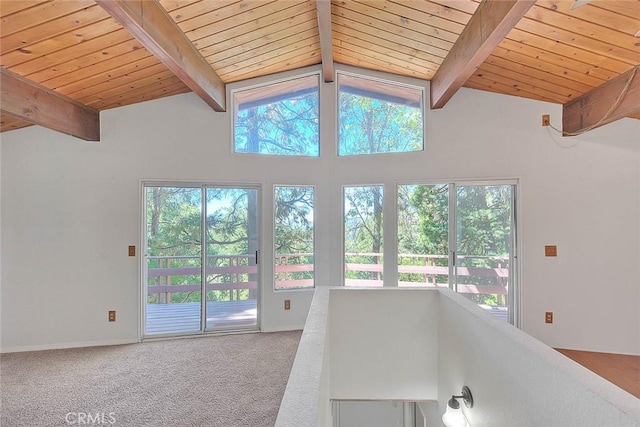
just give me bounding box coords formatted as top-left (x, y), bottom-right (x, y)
top-left (204, 187), bottom-right (259, 331)
top-left (398, 182), bottom-right (517, 324)
top-left (454, 184), bottom-right (515, 324)
top-left (143, 184), bottom-right (260, 336)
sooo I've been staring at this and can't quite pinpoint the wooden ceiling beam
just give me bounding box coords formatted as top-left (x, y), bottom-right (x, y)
top-left (316, 0), bottom-right (335, 82)
top-left (0, 68), bottom-right (100, 141)
top-left (95, 0), bottom-right (225, 111)
top-left (563, 65), bottom-right (640, 135)
top-left (430, 0), bottom-right (536, 110)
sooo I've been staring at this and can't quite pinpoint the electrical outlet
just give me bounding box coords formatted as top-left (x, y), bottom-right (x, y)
top-left (284, 300), bottom-right (291, 310)
top-left (128, 245), bottom-right (136, 257)
top-left (545, 312), bottom-right (553, 324)
top-left (545, 245), bottom-right (557, 257)
top-left (542, 114), bottom-right (550, 126)
top-left (108, 310), bottom-right (116, 322)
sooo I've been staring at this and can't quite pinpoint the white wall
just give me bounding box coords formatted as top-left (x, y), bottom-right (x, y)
top-left (1, 64), bottom-right (639, 353)
top-left (329, 288), bottom-right (439, 400)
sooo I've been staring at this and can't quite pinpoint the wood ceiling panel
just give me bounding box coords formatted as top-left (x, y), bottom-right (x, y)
top-left (492, 46), bottom-right (606, 88)
top-left (3, 26), bottom-right (131, 73)
top-left (220, 44), bottom-right (320, 83)
top-left (159, 0), bottom-right (208, 15)
top-left (87, 75), bottom-right (188, 110)
top-left (387, 0), bottom-right (474, 26)
top-left (474, 62), bottom-right (577, 102)
top-left (465, 75), bottom-right (560, 103)
top-left (201, 12), bottom-right (317, 63)
top-left (172, 1), bottom-right (280, 33)
top-left (79, 69), bottom-right (177, 105)
top-left (21, 36), bottom-right (145, 83)
top-left (0, 0), bottom-right (94, 37)
top-left (338, 1), bottom-right (457, 49)
top-left (332, 4), bottom-right (451, 58)
top-left (0, 115), bottom-right (33, 133)
top-left (1, 4), bottom-right (111, 56)
top-left (332, 8), bottom-right (447, 63)
top-left (526, 4), bottom-right (640, 50)
top-left (168, 0), bottom-right (319, 83)
top-left (43, 50), bottom-right (156, 91)
top-left (0, 1), bottom-right (47, 18)
top-left (212, 27), bottom-right (319, 70)
top-left (217, 36), bottom-right (319, 80)
top-left (497, 38), bottom-right (620, 82)
top-left (372, 0), bottom-right (467, 34)
top-left (504, 27), bottom-right (633, 74)
top-left (190, 1), bottom-right (315, 51)
top-left (333, 27), bottom-right (437, 77)
top-left (427, 0), bottom-right (479, 15)
top-left (515, 14), bottom-right (639, 65)
top-left (536, 0), bottom-right (639, 34)
top-left (332, 23), bottom-right (440, 72)
top-left (591, 0), bottom-right (640, 19)
top-left (472, 68), bottom-right (567, 103)
top-left (66, 63), bottom-right (172, 101)
top-left (333, 44), bottom-right (428, 79)
top-left (483, 54), bottom-right (593, 94)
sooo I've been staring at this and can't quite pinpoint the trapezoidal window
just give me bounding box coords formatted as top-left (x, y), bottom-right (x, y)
top-left (233, 74), bottom-right (320, 156)
top-left (338, 73), bottom-right (424, 156)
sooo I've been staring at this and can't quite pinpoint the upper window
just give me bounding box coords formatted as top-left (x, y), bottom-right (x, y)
top-left (338, 73), bottom-right (424, 156)
top-left (233, 75), bottom-right (320, 156)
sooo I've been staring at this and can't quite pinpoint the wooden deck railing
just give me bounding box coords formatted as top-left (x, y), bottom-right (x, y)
top-left (146, 253), bottom-right (509, 304)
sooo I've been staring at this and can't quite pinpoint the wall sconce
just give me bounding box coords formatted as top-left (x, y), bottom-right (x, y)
top-left (442, 386), bottom-right (473, 427)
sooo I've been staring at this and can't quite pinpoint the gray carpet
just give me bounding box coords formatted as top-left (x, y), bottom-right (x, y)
top-left (1, 331), bottom-right (302, 427)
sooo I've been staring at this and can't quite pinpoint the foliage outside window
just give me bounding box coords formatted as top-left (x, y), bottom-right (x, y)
top-left (274, 186), bottom-right (315, 290)
top-left (455, 185), bottom-right (512, 309)
top-left (344, 185), bottom-right (384, 286)
top-left (338, 73), bottom-right (424, 156)
top-left (233, 75), bottom-right (319, 156)
top-left (146, 187), bottom-right (203, 305)
top-left (397, 184), bottom-right (449, 287)
top-left (397, 183), bottom-right (513, 311)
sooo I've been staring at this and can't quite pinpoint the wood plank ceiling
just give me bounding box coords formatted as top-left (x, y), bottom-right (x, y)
top-left (1, 0), bottom-right (639, 137)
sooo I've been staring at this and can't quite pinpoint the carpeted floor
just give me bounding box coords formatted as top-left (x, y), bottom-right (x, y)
top-left (1, 331), bottom-right (301, 427)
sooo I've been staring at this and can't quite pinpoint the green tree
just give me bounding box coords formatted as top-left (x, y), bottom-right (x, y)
top-left (344, 186), bottom-right (383, 280)
top-left (235, 80), bottom-right (319, 156)
top-left (339, 89), bottom-right (422, 155)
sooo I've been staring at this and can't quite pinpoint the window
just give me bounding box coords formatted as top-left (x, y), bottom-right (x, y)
top-left (274, 186), bottom-right (315, 289)
top-left (397, 182), bottom-right (517, 324)
top-left (233, 75), bottom-right (320, 156)
top-left (397, 184), bottom-right (449, 287)
top-left (344, 185), bottom-right (384, 286)
top-left (338, 73), bottom-right (424, 156)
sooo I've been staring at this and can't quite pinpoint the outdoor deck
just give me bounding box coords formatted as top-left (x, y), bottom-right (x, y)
top-left (145, 300), bottom-right (257, 335)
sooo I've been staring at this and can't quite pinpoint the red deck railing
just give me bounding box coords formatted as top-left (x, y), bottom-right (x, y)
top-left (146, 253), bottom-right (509, 304)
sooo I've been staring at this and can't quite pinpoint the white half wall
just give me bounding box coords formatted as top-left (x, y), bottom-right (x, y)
top-left (329, 288), bottom-right (439, 400)
top-left (276, 288), bottom-right (639, 427)
top-left (1, 64), bottom-right (639, 353)
top-left (438, 289), bottom-right (639, 426)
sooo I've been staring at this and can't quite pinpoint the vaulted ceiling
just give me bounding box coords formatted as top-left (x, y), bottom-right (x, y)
top-left (1, 0), bottom-right (638, 140)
